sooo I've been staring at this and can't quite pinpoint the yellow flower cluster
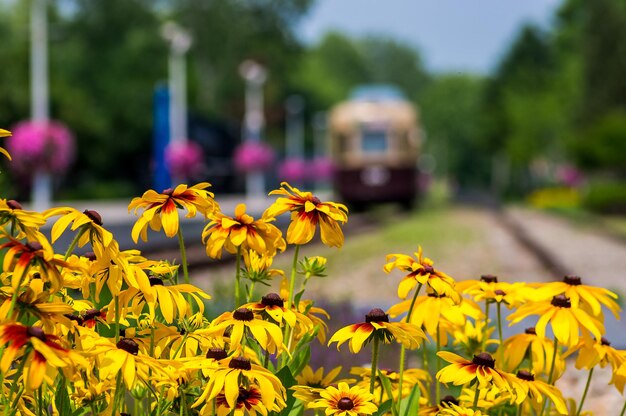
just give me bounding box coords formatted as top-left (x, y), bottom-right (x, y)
top-left (0, 160), bottom-right (625, 416)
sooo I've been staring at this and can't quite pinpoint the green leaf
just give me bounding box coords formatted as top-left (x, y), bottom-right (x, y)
top-left (276, 366), bottom-right (299, 416)
top-left (55, 376), bottom-right (73, 415)
top-left (373, 399), bottom-right (393, 416)
top-left (377, 371), bottom-right (398, 416)
top-left (399, 383), bottom-right (420, 416)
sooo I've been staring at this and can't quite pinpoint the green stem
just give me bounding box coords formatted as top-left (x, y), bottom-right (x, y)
top-left (496, 302), bottom-right (504, 365)
top-left (114, 296), bottom-right (121, 343)
top-left (620, 400), bottom-right (626, 416)
top-left (235, 246), bottom-right (242, 307)
top-left (369, 337), bottom-right (381, 394)
top-left (177, 228), bottom-right (189, 285)
top-left (286, 245), bottom-right (301, 310)
top-left (37, 386), bottom-right (43, 416)
top-left (396, 283), bottom-right (422, 414)
top-left (247, 281), bottom-right (256, 304)
top-left (172, 333), bottom-right (189, 359)
top-left (472, 382), bottom-right (480, 411)
top-left (484, 301), bottom-right (490, 340)
top-left (436, 324), bottom-right (441, 404)
top-left (576, 367), bottom-right (594, 416)
top-left (7, 352), bottom-right (28, 405)
top-left (540, 337), bottom-right (559, 416)
top-left (6, 266), bottom-right (29, 319)
top-left (64, 227), bottom-right (88, 260)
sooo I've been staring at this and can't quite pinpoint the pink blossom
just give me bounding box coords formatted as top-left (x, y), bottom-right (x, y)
top-left (165, 141), bottom-right (205, 180)
top-left (233, 141), bottom-right (274, 173)
top-left (278, 157), bottom-right (307, 183)
top-left (7, 120), bottom-right (75, 176)
top-left (310, 156), bottom-right (334, 180)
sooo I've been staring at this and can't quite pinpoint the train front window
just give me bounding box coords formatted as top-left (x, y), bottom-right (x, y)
top-left (361, 130), bottom-right (387, 153)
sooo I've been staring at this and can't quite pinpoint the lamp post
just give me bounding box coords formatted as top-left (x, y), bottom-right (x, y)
top-left (30, 0), bottom-right (50, 211)
top-left (162, 22), bottom-right (192, 146)
top-left (239, 60), bottom-right (268, 201)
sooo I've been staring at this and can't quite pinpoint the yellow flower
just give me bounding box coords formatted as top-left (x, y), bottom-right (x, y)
top-left (201, 307), bottom-right (284, 354)
top-left (507, 295), bottom-right (604, 348)
top-left (297, 365), bottom-right (353, 388)
top-left (564, 335), bottom-right (625, 371)
top-left (437, 403), bottom-right (483, 416)
top-left (535, 275), bottom-right (621, 319)
top-left (214, 384), bottom-right (283, 416)
top-left (0, 128), bottom-right (11, 159)
top-left (1, 233), bottom-right (69, 293)
top-left (0, 199), bottom-right (46, 240)
top-left (240, 249), bottom-right (285, 284)
top-left (351, 367), bottom-right (429, 405)
top-left (299, 256), bottom-right (328, 279)
top-left (456, 276), bottom-right (528, 308)
top-left (328, 308), bottom-right (426, 354)
top-left (505, 370), bottom-right (568, 415)
top-left (203, 203), bottom-right (285, 258)
top-left (192, 356), bottom-right (286, 411)
top-left (243, 292), bottom-right (312, 329)
top-left (388, 293), bottom-right (482, 343)
top-left (436, 351), bottom-right (511, 391)
top-left (264, 182), bottom-right (348, 247)
top-left (384, 246), bottom-right (460, 302)
top-left (453, 319), bottom-right (498, 358)
top-left (308, 382), bottom-right (378, 416)
top-left (129, 183), bottom-right (218, 242)
top-left (0, 323), bottom-right (85, 390)
top-left (498, 327), bottom-right (564, 376)
top-left (44, 207), bottom-right (117, 260)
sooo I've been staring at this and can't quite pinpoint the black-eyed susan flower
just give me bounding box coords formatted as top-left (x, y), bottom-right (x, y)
top-left (507, 295), bottom-right (605, 348)
top-left (384, 246), bottom-right (460, 302)
top-left (297, 365), bottom-right (353, 389)
top-left (1, 233), bottom-right (68, 294)
top-left (0, 323), bottom-right (85, 390)
top-left (192, 356), bottom-right (286, 412)
top-left (437, 403), bottom-right (483, 416)
top-left (129, 182), bottom-right (218, 242)
top-left (116, 276), bottom-right (211, 324)
top-left (307, 382), bottom-right (377, 416)
top-left (202, 203), bottom-right (285, 259)
top-left (456, 277), bottom-right (528, 309)
top-left (44, 207), bottom-right (117, 260)
top-left (201, 307), bottom-right (284, 354)
top-left (498, 327), bottom-right (564, 376)
top-left (565, 336), bottom-right (625, 371)
top-left (388, 292), bottom-right (482, 343)
top-left (263, 182), bottom-right (348, 248)
top-left (350, 367), bottom-right (429, 405)
top-left (244, 292), bottom-right (312, 329)
top-left (436, 351), bottom-right (511, 392)
top-left (536, 275), bottom-right (621, 319)
top-left (456, 385), bottom-right (511, 411)
top-left (418, 395), bottom-right (461, 415)
top-left (0, 199), bottom-right (46, 240)
top-left (214, 384), bottom-right (284, 416)
top-left (0, 128), bottom-right (11, 159)
top-left (505, 370), bottom-right (568, 415)
top-left (328, 308), bottom-right (427, 354)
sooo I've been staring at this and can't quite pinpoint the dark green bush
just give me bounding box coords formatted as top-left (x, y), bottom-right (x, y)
top-left (583, 180), bottom-right (626, 214)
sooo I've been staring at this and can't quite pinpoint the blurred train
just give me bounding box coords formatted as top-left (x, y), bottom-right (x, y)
top-left (328, 85), bottom-right (422, 210)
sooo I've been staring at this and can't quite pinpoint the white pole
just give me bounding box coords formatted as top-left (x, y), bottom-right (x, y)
top-left (31, 0), bottom-right (51, 211)
top-left (163, 23), bottom-right (191, 144)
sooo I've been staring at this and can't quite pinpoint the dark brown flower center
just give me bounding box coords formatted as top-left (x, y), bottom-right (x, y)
top-left (563, 275), bottom-right (582, 286)
top-left (83, 251), bottom-right (97, 261)
top-left (27, 326), bottom-right (46, 342)
top-left (421, 265), bottom-right (435, 274)
top-left (602, 337), bottom-right (611, 346)
top-left (149, 277), bottom-right (164, 286)
top-left (116, 338), bottom-right (139, 355)
top-left (206, 347), bottom-right (228, 360)
top-left (337, 397), bottom-right (354, 411)
top-left (162, 188), bottom-right (174, 195)
top-left (83, 210), bottom-right (103, 226)
top-left (311, 196), bottom-right (321, 205)
top-left (494, 289), bottom-right (506, 296)
top-left (365, 308), bottom-right (389, 323)
top-left (427, 292), bottom-right (446, 298)
top-left (517, 370), bottom-right (535, 381)
top-left (7, 200), bottom-right (23, 210)
top-left (83, 308), bottom-right (101, 321)
top-left (480, 274), bottom-right (498, 283)
top-left (261, 293), bottom-right (284, 307)
top-left (472, 352), bottom-right (495, 368)
top-left (440, 395), bottom-right (459, 406)
top-left (64, 314), bottom-right (84, 325)
top-left (551, 295), bottom-right (571, 308)
top-left (233, 308), bottom-right (254, 321)
top-left (525, 327), bottom-right (536, 335)
top-left (229, 356), bottom-right (252, 370)
top-left (32, 272), bottom-right (41, 279)
top-left (26, 242), bottom-right (43, 252)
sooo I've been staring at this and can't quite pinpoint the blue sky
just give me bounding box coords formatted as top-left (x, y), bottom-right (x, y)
top-left (297, 0), bottom-right (563, 74)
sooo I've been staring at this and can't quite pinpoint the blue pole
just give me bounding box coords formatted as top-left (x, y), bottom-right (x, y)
top-left (153, 83), bottom-right (171, 191)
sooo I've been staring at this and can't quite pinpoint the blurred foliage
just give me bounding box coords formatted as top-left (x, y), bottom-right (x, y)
top-left (3, 0), bottom-right (626, 204)
top-left (583, 179), bottom-right (626, 214)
